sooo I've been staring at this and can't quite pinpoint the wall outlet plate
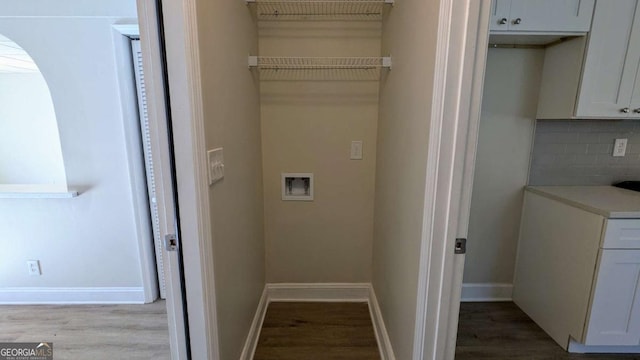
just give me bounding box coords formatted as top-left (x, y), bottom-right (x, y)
top-left (613, 138), bottom-right (628, 157)
top-left (27, 260), bottom-right (41, 276)
top-left (207, 148), bottom-right (224, 185)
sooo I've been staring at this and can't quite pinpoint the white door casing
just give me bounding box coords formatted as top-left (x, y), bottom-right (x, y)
top-left (413, 1), bottom-right (491, 359)
top-left (134, 0), bottom-right (204, 357)
top-left (148, 0), bottom-right (220, 359)
top-left (131, 39), bottom-right (167, 300)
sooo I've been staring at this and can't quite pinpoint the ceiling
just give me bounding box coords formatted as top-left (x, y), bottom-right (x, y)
top-left (0, 34), bottom-right (39, 74)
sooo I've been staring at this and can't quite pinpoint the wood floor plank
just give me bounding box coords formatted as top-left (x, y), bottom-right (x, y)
top-left (254, 302), bottom-right (380, 360)
top-left (0, 300), bottom-right (170, 360)
top-left (456, 302), bottom-right (640, 359)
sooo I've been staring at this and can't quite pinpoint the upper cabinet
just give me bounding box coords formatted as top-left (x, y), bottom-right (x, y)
top-left (537, 0), bottom-right (640, 119)
top-left (490, 0), bottom-right (595, 33)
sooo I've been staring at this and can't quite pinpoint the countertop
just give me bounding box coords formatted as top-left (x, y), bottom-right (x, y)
top-left (527, 186), bottom-right (640, 219)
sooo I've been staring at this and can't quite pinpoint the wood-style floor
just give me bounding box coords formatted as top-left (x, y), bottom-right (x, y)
top-left (456, 302), bottom-right (640, 359)
top-left (0, 300), bottom-right (170, 360)
top-left (254, 302), bottom-right (380, 360)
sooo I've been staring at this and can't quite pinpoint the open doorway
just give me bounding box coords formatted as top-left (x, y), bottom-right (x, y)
top-left (0, 1), bottom-right (188, 358)
top-left (453, 1), bottom-right (640, 359)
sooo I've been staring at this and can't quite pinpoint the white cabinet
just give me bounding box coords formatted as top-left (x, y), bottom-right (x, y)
top-left (585, 250), bottom-right (640, 345)
top-left (513, 189), bottom-right (640, 351)
top-left (490, 0), bottom-right (594, 33)
top-left (537, 0), bottom-right (640, 119)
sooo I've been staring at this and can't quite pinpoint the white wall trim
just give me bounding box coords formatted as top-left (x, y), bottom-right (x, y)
top-left (369, 286), bottom-right (396, 360)
top-left (461, 283), bottom-right (513, 302)
top-left (239, 283), bottom-right (396, 360)
top-left (0, 287), bottom-right (145, 304)
top-left (240, 287), bottom-right (269, 360)
top-left (266, 283), bottom-right (370, 302)
top-left (568, 339), bottom-right (640, 354)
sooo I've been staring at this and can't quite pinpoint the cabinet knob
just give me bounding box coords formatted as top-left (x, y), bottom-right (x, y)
top-left (499, 18), bottom-right (507, 25)
top-left (621, 107), bottom-right (630, 113)
top-left (512, 18), bottom-right (522, 25)
top-left (634, 108), bottom-right (640, 114)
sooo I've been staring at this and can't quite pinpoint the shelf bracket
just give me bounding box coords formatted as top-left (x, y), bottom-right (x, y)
top-left (248, 55), bottom-right (258, 68)
top-left (382, 56), bottom-right (392, 69)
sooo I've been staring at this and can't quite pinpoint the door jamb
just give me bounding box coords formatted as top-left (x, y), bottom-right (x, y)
top-left (413, 1), bottom-right (491, 359)
top-left (136, 0), bottom-right (220, 358)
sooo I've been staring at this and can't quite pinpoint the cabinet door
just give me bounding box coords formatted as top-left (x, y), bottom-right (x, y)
top-left (576, 0), bottom-right (640, 118)
top-left (508, 0), bottom-right (594, 33)
top-left (585, 250), bottom-right (640, 345)
top-left (490, 0), bottom-right (512, 31)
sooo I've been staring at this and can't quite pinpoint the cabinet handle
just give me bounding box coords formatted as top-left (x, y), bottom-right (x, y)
top-left (621, 107), bottom-right (630, 113)
top-left (512, 18), bottom-right (522, 25)
top-left (634, 108), bottom-right (640, 114)
top-left (499, 18), bottom-right (507, 25)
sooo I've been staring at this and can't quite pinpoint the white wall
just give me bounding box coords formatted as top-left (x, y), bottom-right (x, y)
top-left (260, 22), bottom-right (380, 283)
top-left (195, 1), bottom-right (265, 359)
top-left (372, 0), bottom-right (442, 358)
top-left (0, 2), bottom-right (146, 297)
top-left (463, 48), bottom-right (544, 287)
top-left (0, 73), bottom-right (66, 185)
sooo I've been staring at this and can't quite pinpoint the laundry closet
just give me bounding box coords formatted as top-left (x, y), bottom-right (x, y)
top-left (196, 1), bottom-right (442, 359)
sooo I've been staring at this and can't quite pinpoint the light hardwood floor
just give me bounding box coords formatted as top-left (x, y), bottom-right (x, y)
top-left (456, 302), bottom-right (640, 359)
top-left (254, 302), bottom-right (380, 360)
top-left (0, 300), bottom-right (170, 360)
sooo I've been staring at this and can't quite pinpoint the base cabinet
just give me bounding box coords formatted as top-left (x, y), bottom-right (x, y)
top-left (585, 250), bottom-right (640, 346)
top-left (514, 190), bottom-right (640, 351)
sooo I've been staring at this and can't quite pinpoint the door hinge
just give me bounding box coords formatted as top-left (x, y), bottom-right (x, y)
top-left (164, 234), bottom-right (178, 252)
top-left (455, 238), bottom-right (467, 254)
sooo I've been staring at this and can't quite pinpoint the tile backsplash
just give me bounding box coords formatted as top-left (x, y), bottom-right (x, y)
top-left (529, 120), bottom-right (640, 185)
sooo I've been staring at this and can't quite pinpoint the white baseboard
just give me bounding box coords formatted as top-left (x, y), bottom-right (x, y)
top-left (569, 339), bottom-right (640, 353)
top-left (369, 286), bottom-right (396, 360)
top-left (461, 283), bottom-right (513, 302)
top-left (0, 287), bottom-right (146, 304)
top-left (239, 283), bottom-right (395, 360)
top-left (240, 287), bottom-right (269, 360)
top-left (266, 283), bottom-right (370, 302)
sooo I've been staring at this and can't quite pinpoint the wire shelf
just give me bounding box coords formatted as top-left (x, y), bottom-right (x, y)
top-left (248, 56), bottom-right (391, 81)
top-left (247, 0), bottom-right (393, 21)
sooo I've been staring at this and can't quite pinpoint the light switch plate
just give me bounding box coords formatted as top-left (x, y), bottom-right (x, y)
top-left (613, 139), bottom-right (628, 157)
top-left (207, 148), bottom-right (224, 185)
top-left (350, 141), bottom-right (363, 160)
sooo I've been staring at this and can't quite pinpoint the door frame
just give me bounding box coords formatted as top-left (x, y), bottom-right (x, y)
top-left (413, 1), bottom-right (491, 359)
top-left (136, 0), bottom-right (220, 359)
top-left (140, 0), bottom-right (493, 358)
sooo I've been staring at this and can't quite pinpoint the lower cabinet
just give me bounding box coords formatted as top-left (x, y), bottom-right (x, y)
top-left (514, 190), bottom-right (640, 351)
top-left (585, 250), bottom-right (640, 346)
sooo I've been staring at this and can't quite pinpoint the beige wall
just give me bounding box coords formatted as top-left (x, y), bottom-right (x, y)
top-left (260, 22), bottom-right (381, 283)
top-left (464, 48), bottom-right (543, 285)
top-left (195, 1), bottom-right (265, 359)
top-left (372, 0), bottom-right (442, 358)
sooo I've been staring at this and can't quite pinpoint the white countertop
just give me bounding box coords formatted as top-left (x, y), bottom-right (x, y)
top-left (527, 186), bottom-right (640, 219)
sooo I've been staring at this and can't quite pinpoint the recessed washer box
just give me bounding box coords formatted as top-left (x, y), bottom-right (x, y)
top-left (282, 173), bottom-right (313, 201)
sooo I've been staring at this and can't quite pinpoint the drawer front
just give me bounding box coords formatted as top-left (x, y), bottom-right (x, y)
top-left (602, 220), bottom-right (640, 249)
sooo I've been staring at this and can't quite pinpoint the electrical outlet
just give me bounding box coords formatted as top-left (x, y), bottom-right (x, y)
top-left (350, 141), bottom-right (363, 160)
top-left (27, 260), bottom-right (41, 276)
top-left (613, 138), bottom-right (628, 157)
